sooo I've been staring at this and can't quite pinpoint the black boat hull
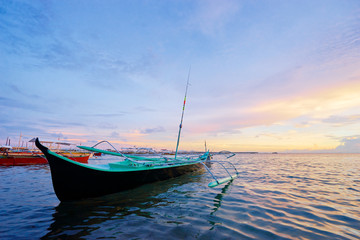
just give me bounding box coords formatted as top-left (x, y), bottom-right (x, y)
top-left (35, 138), bottom-right (203, 201)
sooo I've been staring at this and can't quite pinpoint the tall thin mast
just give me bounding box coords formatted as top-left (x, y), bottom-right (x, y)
top-left (18, 132), bottom-right (22, 148)
top-left (175, 67), bottom-right (191, 159)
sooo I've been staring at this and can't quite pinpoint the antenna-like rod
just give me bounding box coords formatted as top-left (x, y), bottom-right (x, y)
top-left (175, 67), bottom-right (191, 159)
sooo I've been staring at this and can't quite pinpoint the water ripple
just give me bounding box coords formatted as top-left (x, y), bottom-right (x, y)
top-left (1, 154), bottom-right (360, 239)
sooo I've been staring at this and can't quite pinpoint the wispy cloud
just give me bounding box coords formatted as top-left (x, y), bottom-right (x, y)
top-left (314, 13), bottom-right (360, 66)
top-left (186, 79), bottom-right (360, 139)
top-left (238, 81), bottom-right (360, 129)
top-left (5, 83), bottom-right (41, 99)
top-left (85, 112), bottom-right (127, 118)
top-left (36, 119), bottom-right (86, 134)
top-left (323, 115), bottom-right (360, 127)
top-left (134, 106), bottom-right (157, 112)
top-left (85, 51), bottom-right (160, 91)
top-left (189, 0), bottom-right (240, 36)
top-left (140, 126), bottom-right (166, 134)
top-left (0, 1), bottom-right (159, 83)
top-left (0, 1), bottom-right (52, 51)
top-left (0, 96), bottom-right (44, 112)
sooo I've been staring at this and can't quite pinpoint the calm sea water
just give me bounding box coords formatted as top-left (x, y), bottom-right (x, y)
top-left (0, 154), bottom-right (359, 239)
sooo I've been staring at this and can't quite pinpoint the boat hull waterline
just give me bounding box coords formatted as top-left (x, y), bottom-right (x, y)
top-left (35, 138), bottom-right (209, 202)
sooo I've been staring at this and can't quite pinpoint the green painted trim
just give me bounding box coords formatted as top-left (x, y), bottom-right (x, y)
top-left (77, 146), bottom-right (125, 157)
top-left (78, 146), bottom-right (167, 161)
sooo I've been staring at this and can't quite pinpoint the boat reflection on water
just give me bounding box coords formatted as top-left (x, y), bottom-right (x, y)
top-left (208, 180), bottom-right (234, 230)
top-left (211, 180), bottom-right (233, 215)
top-left (41, 172), bottom-right (206, 239)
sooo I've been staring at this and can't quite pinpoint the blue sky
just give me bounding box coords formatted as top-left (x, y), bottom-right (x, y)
top-left (1, 0), bottom-right (360, 152)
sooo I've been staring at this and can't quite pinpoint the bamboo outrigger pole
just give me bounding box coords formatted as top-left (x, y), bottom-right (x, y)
top-left (175, 67), bottom-right (191, 159)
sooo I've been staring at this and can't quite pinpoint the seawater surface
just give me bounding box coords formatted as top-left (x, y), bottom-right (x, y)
top-left (0, 154), bottom-right (359, 239)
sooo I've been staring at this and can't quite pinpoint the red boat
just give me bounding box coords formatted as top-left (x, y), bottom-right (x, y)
top-left (0, 150), bottom-right (91, 166)
top-left (93, 152), bottom-right (102, 157)
top-left (0, 138), bottom-right (91, 166)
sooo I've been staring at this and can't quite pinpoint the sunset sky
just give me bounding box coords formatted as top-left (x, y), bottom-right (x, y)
top-left (1, 0), bottom-right (360, 153)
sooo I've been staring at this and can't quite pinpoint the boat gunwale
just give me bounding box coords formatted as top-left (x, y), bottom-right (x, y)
top-left (46, 147), bottom-right (209, 173)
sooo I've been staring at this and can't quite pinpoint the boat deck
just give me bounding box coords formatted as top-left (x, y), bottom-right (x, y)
top-left (51, 150), bottom-right (208, 172)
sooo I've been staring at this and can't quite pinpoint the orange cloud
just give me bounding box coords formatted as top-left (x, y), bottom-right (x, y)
top-left (248, 80), bottom-right (360, 124)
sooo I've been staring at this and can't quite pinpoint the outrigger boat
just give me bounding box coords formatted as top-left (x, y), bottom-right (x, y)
top-left (35, 138), bottom-right (212, 201)
top-left (35, 73), bottom-right (239, 202)
top-left (0, 150), bottom-right (90, 166)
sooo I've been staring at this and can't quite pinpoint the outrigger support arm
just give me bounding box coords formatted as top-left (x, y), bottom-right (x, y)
top-left (91, 140), bottom-right (127, 158)
top-left (200, 162), bottom-right (219, 184)
top-left (202, 160), bottom-right (239, 188)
